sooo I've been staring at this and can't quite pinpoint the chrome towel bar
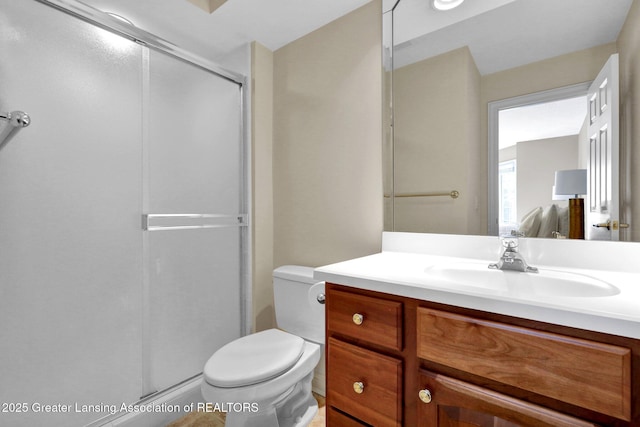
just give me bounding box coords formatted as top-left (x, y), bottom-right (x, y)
top-left (385, 190), bottom-right (460, 199)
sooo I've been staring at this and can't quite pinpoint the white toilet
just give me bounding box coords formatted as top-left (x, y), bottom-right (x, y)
top-left (201, 266), bottom-right (325, 427)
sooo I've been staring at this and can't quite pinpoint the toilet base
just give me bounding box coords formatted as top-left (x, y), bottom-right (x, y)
top-left (202, 337), bottom-right (321, 427)
top-left (222, 371), bottom-right (318, 427)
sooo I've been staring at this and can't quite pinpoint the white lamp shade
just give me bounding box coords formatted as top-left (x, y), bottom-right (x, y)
top-left (552, 185), bottom-right (570, 201)
top-left (554, 169), bottom-right (587, 197)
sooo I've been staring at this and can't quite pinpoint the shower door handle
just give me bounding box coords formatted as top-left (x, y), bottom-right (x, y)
top-left (142, 213), bottom-right (248, 231)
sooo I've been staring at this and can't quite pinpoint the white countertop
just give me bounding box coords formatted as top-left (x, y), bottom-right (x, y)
top-left (314, 232), bottom-right (640, 339)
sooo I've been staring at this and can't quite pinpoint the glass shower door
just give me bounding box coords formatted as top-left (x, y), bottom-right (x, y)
top-left (143, 50), bottom-right (245, 394)
top-left (0, 1), bottom-right (247, 425)
top-left (0, 1), bottom-right (144, 425)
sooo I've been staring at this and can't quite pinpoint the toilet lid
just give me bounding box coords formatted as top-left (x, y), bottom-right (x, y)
top-left (204, 329), bottom-right (305, 388)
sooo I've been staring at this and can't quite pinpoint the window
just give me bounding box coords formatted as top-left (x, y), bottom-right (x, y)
top-left (499, 160), bottom-right (517, 234)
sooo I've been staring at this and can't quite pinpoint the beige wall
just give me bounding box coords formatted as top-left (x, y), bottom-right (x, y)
top-left (250, 1), bottom-right (383, 330)
top-left (393, 47), bottom-right (481, 234)
top-left (618, 0), bottom-right (640, 241)
top-left (251, 42), bottom-right (275, 332)
top-left (516, 135), bottom-right (578, 219)
top-left (272, 0), bottom-right (383, 268)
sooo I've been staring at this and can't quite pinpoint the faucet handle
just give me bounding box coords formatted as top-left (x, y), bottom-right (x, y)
top-left (500, 235), bottom-right (519, 250)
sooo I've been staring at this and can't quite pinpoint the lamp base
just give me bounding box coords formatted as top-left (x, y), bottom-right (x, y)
top-left (568, 198), bottom-right (584, 239)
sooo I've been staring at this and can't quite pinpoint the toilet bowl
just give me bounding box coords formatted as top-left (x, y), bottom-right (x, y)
top-left (201, 266), bottom-right (325, 427)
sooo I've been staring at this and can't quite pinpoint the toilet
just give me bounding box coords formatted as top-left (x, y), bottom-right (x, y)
top-left (201, 266), bottom-right (325, 427)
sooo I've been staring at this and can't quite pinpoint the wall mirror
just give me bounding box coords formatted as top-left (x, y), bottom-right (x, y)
top-left (383, 0), bottom-right (637, 241)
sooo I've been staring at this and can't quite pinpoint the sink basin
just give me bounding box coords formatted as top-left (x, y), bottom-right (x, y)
top-left (424, 262), bottom-right (619, 298)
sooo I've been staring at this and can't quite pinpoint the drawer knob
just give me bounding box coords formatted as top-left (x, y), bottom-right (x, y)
top-left (419, 389), bottom-right (432, 404)
top-left (353, 381), bottom-right (365, 394)
top-left (352, 313), bottom-right (364, 325)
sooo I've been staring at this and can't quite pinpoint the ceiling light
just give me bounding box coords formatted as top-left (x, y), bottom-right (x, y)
top-left (432, 0), bottom-right (465, 11)
top-left (106, 12), bottom-right (135, 27)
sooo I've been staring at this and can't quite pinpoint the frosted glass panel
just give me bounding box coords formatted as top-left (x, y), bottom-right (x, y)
top-left (0, 1), bottom-right (143, 426)
top-left (148, 228), bottom-right (242, 390)
top-left (148, 51), bottom-right (242, 214)
top-left (146, 52), bottom-right (243, 391)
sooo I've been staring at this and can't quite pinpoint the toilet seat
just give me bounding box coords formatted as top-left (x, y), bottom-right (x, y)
top-left (204, 329), bottom-right (305, 388)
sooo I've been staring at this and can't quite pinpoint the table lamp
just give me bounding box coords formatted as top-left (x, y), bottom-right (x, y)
top-left (553, 169), bottom-right (587, 239)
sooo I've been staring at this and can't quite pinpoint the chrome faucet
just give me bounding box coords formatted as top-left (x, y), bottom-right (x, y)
top-left (489, 237), bottom-right (538, 273)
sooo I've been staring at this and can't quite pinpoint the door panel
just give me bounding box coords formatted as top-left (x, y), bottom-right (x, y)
top-left (586, 54), bottom-right (620, 240)
top-left (145, 50), bottom-right (243, 393)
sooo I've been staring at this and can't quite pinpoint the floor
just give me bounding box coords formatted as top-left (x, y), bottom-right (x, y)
top-left (167, 393), bottom-right (325, 427)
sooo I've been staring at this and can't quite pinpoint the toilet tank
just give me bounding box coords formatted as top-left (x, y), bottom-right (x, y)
top-left (273, 266), bottom-right (325, 344)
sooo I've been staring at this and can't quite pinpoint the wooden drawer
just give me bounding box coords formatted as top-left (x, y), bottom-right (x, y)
top-left (417, 308), bottom-right (631, 421)
top-left (327, 287), bottom-right (403, 350)
top-left (328, 337), bottom-right (402, 427)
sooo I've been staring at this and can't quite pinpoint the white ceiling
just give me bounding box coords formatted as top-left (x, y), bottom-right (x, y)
top-left (393, 0), bottom-right (633, 74)
top-left (499, 97), bottom-right (587, 149)
top-left (391, 0), bottom-right (632, 150)
top-left (75, 0), bottom-right (633, 76)
top-left (394, 0), bottom-right (517, 47)
top-left (77, 0), bottom-right (372, 63)
top-left (74, 0), bottom-right (631, 148)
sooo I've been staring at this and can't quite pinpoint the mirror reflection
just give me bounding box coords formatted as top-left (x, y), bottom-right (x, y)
top-left (385, 0), bottom-right (639, 241)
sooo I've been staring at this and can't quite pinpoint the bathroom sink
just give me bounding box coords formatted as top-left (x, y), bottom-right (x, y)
top-left (424, 261), bottom-right (619, 298)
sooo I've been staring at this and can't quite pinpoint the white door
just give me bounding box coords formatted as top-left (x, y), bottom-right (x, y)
top-left (586, 54), bottom-right (621, 240)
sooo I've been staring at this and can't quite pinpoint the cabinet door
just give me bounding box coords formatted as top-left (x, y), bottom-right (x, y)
top-left (417, 371), bottom-right (598, 427)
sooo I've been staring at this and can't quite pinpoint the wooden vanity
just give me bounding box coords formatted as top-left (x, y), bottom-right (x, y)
top-left (325, 283), bottom-right (640, 426)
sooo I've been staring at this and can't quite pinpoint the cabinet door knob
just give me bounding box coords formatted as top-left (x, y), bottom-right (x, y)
top-left (353, 381), bottom-right (365, 394)
top-left (352, 313), bottom-right (364, 325)
top-left (418, 388), bottom-right (432, 404)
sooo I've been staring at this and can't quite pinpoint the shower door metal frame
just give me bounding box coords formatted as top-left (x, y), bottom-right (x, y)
top-left (35, 0), bottom-right (252, 403)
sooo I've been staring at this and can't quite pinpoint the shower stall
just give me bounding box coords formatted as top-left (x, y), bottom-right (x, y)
top-left (0, 1), bottom-right (249, 426)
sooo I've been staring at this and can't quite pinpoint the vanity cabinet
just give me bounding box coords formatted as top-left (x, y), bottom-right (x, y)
top-left (325, 283), bottom-right (640, 427)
